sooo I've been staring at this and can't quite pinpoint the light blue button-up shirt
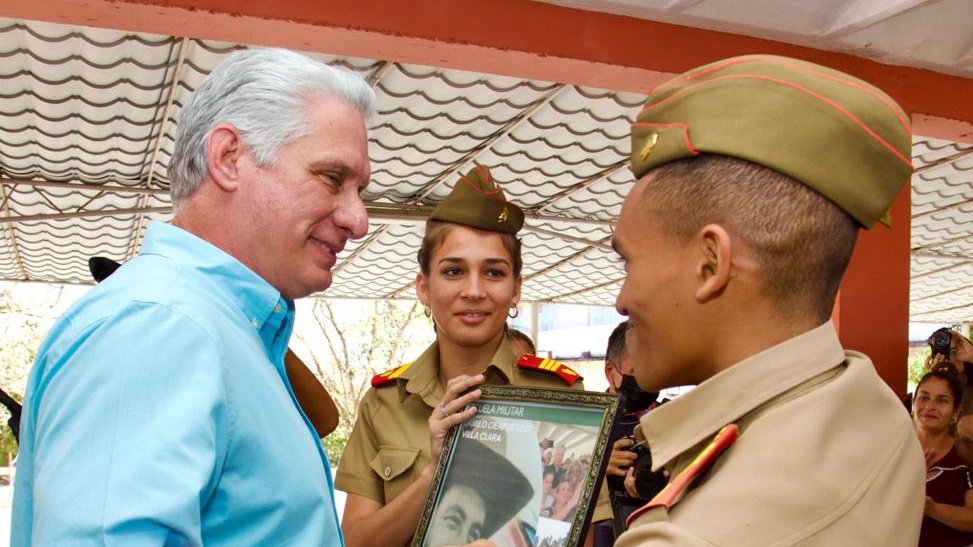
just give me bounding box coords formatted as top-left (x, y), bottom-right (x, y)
top-left (12, 221), bottom-right (343, 546)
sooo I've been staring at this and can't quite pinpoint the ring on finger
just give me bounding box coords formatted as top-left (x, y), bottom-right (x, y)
top-left (439, 402), bottom-right (451, 418)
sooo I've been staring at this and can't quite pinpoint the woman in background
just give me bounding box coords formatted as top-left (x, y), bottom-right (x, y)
top-left (914, 366), bottom-right (973, 546)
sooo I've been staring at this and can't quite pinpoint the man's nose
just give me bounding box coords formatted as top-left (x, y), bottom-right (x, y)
top-left (336, 191), bottom-right (369, 240)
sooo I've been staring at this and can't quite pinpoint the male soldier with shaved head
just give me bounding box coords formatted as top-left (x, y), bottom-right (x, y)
top-left (611, 55), bottom-right (924, 545)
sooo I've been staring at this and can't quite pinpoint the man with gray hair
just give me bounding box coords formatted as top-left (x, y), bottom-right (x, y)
top-left (12, 48), bottom-right (374, 546)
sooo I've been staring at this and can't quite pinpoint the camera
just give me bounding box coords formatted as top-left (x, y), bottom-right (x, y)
top-left (928, 328), bottom-right (953, 357)
top-left (626, 439), bottom-right (667, 500)
top-left (604, 435), bottom-right (668, 536)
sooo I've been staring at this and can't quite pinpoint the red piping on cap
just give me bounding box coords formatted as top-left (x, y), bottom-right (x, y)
top-left (650, 56), bottom-right (911, 135)
top-left (642, 74), bottom-right (913, 168)
top-left (456, 164), bottom-right (507, 202)
top-left (631, 121), bottom-right (699, 157)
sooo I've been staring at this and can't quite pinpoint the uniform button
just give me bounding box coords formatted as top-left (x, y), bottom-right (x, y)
top-left (274, 304), bottom-right (282, 313)
top-left (384, 466), bottom-right (391, 478)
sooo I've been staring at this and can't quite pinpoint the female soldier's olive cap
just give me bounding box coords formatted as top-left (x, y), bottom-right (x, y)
top-left (428, 164), bottom-right (525, 234)
top-left (631, 54), bottom-right (913, 228)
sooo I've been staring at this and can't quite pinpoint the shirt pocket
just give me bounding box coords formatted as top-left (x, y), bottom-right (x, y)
top-left (369, 446), bottom-right (421, 503)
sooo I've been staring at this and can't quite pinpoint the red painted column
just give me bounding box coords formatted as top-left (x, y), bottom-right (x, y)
top-left (833, 183), bottom-right (911, 398)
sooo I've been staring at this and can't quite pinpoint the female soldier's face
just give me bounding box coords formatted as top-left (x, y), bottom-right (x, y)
top-left (416, 225), bottom-right (522, 350)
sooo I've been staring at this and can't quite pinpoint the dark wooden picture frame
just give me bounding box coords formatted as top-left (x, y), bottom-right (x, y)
top-left (413, 386), bottom-right (620, 547)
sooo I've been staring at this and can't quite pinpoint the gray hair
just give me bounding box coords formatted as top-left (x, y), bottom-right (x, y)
top-left (168, 48), bottom-right (376, 205)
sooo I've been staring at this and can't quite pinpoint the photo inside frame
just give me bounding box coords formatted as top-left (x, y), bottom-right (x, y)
top-left (419, 393), bottom-right (615, 547)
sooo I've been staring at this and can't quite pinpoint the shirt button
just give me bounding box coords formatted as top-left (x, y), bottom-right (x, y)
top-left (274, 304), bottom-right (282, 313)
top-left (384, 466), bottom-right (391, 478)
top-left (251, 319), bottom-right (259, 328)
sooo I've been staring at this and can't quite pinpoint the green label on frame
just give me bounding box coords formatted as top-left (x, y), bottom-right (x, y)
top-left (477, 400), bottom-right (603, 427)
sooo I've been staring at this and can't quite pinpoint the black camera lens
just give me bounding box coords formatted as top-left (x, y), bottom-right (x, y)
top-left (631, 450), bottom-right (666, 500)
top-left (928, 329), bottom-right (952, 356)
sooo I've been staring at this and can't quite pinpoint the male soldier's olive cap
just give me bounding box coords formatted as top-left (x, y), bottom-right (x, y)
top-left (631, 54), bottom-right (913, 228)
top-left (428, 165), bottom-right (524, 234)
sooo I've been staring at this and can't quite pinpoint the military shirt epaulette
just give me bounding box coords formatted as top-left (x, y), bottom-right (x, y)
top-left (515, 354), bottom-right (583, 386)
top-left (371, 362), bottom-right (413, 388)
top-left (626, 424), bottom-right (738, 526)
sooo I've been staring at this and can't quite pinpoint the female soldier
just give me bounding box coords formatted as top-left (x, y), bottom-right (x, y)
top-left (335, 165), bottom-right (584, 547)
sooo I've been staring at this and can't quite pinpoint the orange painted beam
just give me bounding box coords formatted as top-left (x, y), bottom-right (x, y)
top-left (2, 0), bottom-right (972, 142)
top-left (913, 115), bottom-right (973, 144)
top-left (833, 184), bottom-right (912, 398)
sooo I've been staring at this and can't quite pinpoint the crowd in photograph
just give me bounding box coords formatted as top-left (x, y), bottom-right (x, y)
top-left (538, 440), bottom-right (593, 523)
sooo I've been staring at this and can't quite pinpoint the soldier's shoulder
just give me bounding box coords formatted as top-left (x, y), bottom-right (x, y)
top-left (515, 354), bottom-right (583, 386)
top-left (370, 362), bottom-right (413, 388)
top-left (626, 424), bottom-right (738, 527)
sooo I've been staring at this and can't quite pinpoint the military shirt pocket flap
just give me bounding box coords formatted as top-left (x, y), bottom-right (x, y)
top-left (369, 446), bottom-right (420, 482)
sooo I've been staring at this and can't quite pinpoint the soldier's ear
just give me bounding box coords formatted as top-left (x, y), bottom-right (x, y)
top-left (694, 223), bottom-right (732, 303)
top-left (415, 272), bottom-right (430, 305)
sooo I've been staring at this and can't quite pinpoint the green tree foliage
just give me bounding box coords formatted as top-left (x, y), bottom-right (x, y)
top-left (907, 348), bottom-right (930, 390)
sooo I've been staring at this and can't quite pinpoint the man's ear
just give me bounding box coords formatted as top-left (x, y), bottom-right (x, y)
top-left (695, 224), bottom-right (733, 303)
top-left (205, 124), bottom-right (244, 192)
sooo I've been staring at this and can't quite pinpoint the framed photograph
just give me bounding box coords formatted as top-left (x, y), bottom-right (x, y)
top-left (413, 386), bottom-right (620, 547)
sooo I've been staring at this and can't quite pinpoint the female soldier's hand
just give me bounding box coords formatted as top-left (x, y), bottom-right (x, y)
top-left (429, 373), bottom-right (485, 462)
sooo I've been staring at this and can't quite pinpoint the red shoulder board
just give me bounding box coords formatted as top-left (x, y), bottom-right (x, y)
top-left (516, 355), bottom-right (583, 386)
top-left (370, 362), bottom-right (413, 388)
top-left (626, 424), bottom-right (738, 526)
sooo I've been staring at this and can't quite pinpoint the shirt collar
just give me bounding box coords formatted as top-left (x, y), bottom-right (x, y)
top-left (484, 340), bottom-right (516, 383)
top-left (640, 321), bottom-right (846, 469)
top-left (396, 339), bottom-right (516, 407)
top-left (139, 221), bottom-right (293, 358)
top-left (397, 342), bottom-right (442, 407)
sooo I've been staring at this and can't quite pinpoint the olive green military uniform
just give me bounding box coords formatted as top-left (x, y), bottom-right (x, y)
top-left (335, 339), bottom-right (584, 504)
top-left (616, 323), bottom-right (923, 546)
top-left (616, 55), bottom-right (923, 544)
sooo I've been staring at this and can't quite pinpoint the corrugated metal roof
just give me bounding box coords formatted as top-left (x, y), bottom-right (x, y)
top-left (1, 18), bottom-right (971, 321)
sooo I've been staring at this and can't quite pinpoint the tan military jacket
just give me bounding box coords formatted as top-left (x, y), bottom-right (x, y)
top-left (616, 321), bottom-right (924, 546)
top-left (335, 339), bottom-right (584, 504)
top-left (592, 481), bottom-right (612, 523)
